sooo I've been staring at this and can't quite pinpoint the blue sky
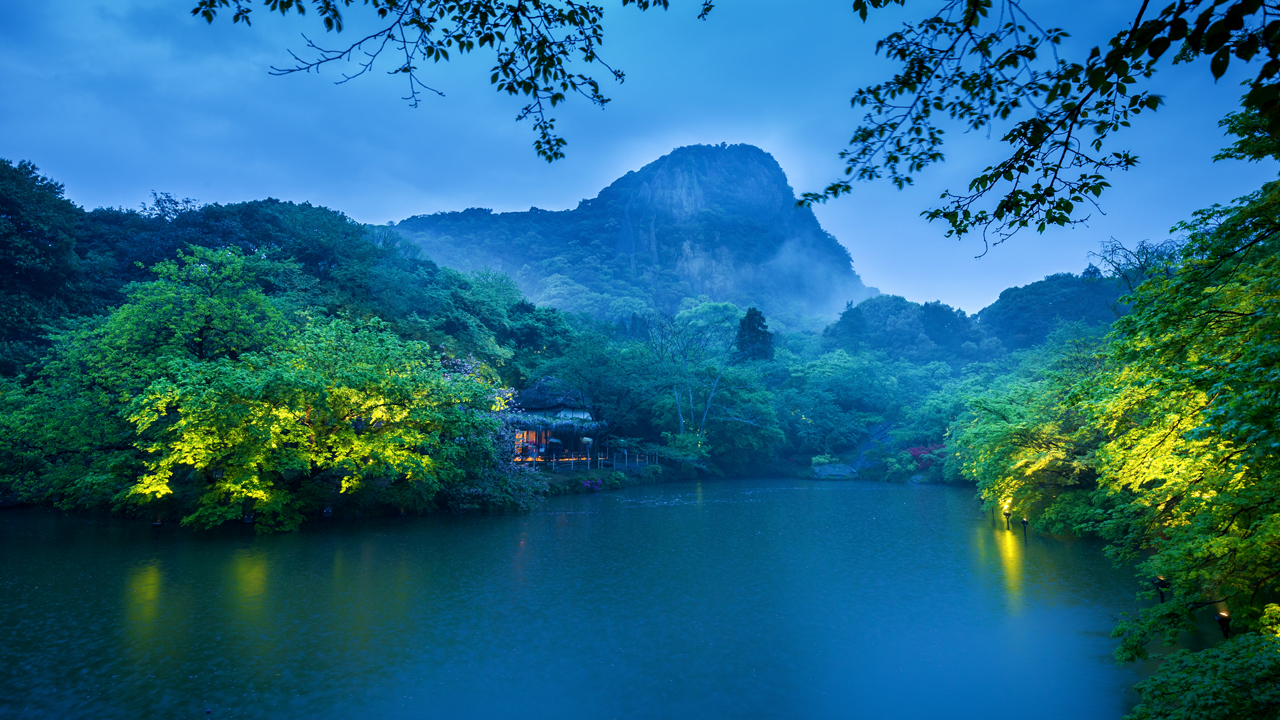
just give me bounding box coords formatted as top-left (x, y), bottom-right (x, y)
top-left (2, 0), bottom-right (1276, 312)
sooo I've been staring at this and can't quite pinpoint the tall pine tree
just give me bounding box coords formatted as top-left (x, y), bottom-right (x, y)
top-left (735, 307), bottom-right (773, 361)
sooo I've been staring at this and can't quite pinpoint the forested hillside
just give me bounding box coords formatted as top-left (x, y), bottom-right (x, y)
top-left (0, 152), bottom-right (1127, 527)
top-left (394, 144), bottom-right (877, 329)
top-left (977, 270), bottom-right (1126, 349)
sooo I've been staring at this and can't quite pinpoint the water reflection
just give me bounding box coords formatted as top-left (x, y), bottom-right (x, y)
top-left (228, 548), bottom-right (272, 658)
top-left (512, 529), bottom-right (530, 587)
top-left (125, 561), bottom-right (162, 626)
top-left (0, 481), bottom-right (1147, 720)
top-left (993, 527), bottom-right (1025, 611)
top-left (230, 549), bottom-right (268, 603)
top-left (973, 525), bottom-right (1026, 612)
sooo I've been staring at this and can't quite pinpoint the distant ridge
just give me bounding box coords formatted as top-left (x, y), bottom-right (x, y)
top-left (395, 144), bottom-right (876, 328)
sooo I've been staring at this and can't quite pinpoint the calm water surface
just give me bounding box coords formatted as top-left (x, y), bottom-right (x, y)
top-left (1, 480), bottom-right (1151, 719)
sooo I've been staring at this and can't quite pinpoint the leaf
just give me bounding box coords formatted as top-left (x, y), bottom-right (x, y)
top-left (1211, 47), bottom-right (1231, 79)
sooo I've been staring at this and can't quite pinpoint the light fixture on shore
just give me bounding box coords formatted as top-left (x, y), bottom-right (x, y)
top-left (1020, 517), bottom-right (1028, 539)
top-left (1153, 576), bottom-right (1170, 603)
top-left (1217, 611), bottom-right (1231, 639)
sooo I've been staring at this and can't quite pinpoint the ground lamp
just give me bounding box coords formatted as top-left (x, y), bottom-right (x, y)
top-left (1153, 576), bottom-right (1170, 603)
top-left (323, 506), bottom-right (333, 519)
top-left (1003, 508), bottom-right (1012, 530)
top-left (1020, 518), bottom-right (1028, 539)
top-left (1217, 611), bottom-right (1231, 639)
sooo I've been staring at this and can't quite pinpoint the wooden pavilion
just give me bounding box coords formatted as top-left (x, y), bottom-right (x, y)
top-left (510, 376), bottom-right (606, 463)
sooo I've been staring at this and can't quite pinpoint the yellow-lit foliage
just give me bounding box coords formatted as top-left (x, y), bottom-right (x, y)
top-left (953, 326), bottom-right (1108, 521)
top-left (958, 178), bottom-right (1280, 717)
top-left (128, 317), bottom-right (505, 531)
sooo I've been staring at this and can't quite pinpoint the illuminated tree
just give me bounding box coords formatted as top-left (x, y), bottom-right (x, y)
top-left (955, 176), bottom-right (1280, 717)
top-left (129, 317), bottom-right (509, 531)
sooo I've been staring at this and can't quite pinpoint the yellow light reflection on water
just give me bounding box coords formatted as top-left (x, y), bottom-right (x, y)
top-left (228, 549), bottom-right (269, 632)
top-left (125, 562), bottom-right (162, 626)
top-left (973, 525), bottom-right (1025, 613)
top-left (231, 550), bottom-right (268, 600)
top-left (123, 561), bottom-right (170, 658)
top-left (226, 549), bottom-right (274, 658)
top-left (993, 527), bottom-right (1024, 611)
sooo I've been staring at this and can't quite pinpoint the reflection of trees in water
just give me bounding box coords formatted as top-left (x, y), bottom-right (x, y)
top-left (972, 522), bottom-right (1131, 619)
top-left (125, 562), bottom-right (162, 627)
top-left (993, 529), bottom-right (1024, 613)
top-left (227, 549), bottom-right (273, 662)
top-left (327, 540), bottom-right (421, 659)
top-left (972, 527), bottom-right (1023, 614)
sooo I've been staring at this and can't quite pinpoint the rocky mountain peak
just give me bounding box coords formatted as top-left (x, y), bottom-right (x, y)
top-left (394, 144), bottom-right (875, 328)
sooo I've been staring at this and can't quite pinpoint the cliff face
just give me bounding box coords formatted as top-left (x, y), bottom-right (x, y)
top-left (394, 144), bottom-right (875, 327)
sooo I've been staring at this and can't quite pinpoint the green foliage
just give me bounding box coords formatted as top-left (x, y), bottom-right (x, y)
top-left (954, 324), bottom-right (1110, 519)
top-left (0, 247), bottom-right (294, 514)
top-left (1099, 180), bottom-right (1280, 667)
top-left (977, 272), bottom-right (1125, 350)
top-left (775, 349), bottom-right (896, 456)
top-left (735, 306), bottom-right (774, 360)
top-left (0, 159), bottom-right (85, 374)
top-left (1215, 107), bottom-right (1280, 163)
top-left (1127, 605), bottom-right (1280, 720)
top-left (0, 235), bottom-right (527, 529)
top-left (808, 0), bottom-right (1280, 244)
top-left (824, 294), bottom-right (1002, 367)
top-left (128, 318), bottom-right (507, 532)
top-left (952, 176), bottom-right (1280, 718)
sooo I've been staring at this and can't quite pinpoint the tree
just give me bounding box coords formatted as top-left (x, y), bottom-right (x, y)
top-left (198, 0), bottom-right (1280, 243)
top-left (632, 303), bottom-right (780, 467)
top-left (951, 174), bottom-right (1280, 718)
top-left (643, 302), bottom-right (740, 438)
top-left (0, 159), bottom-right (85, 374)
top-left (953, 324), bottom-right (1111, 524)
top-left (774, 349), bottom-right (897, 457)
top-left (735, 306), bottom-right (774, 360)
top-left (128, 318), bottom-right (512, 531)
top-left (533, 330), bottom-right (659, 431)
top-left (976, 272), bottom-right (1125, 349)
top-left (0, 246), bottom-right (295, 515)
top-left (1100, 178), bottom-right (1280, 674)
top-left (804, 0), bottom-right (1280, 244)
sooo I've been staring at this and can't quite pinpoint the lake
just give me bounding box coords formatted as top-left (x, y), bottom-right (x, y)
top-left (1, 479), bottom-right (1151, 719)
